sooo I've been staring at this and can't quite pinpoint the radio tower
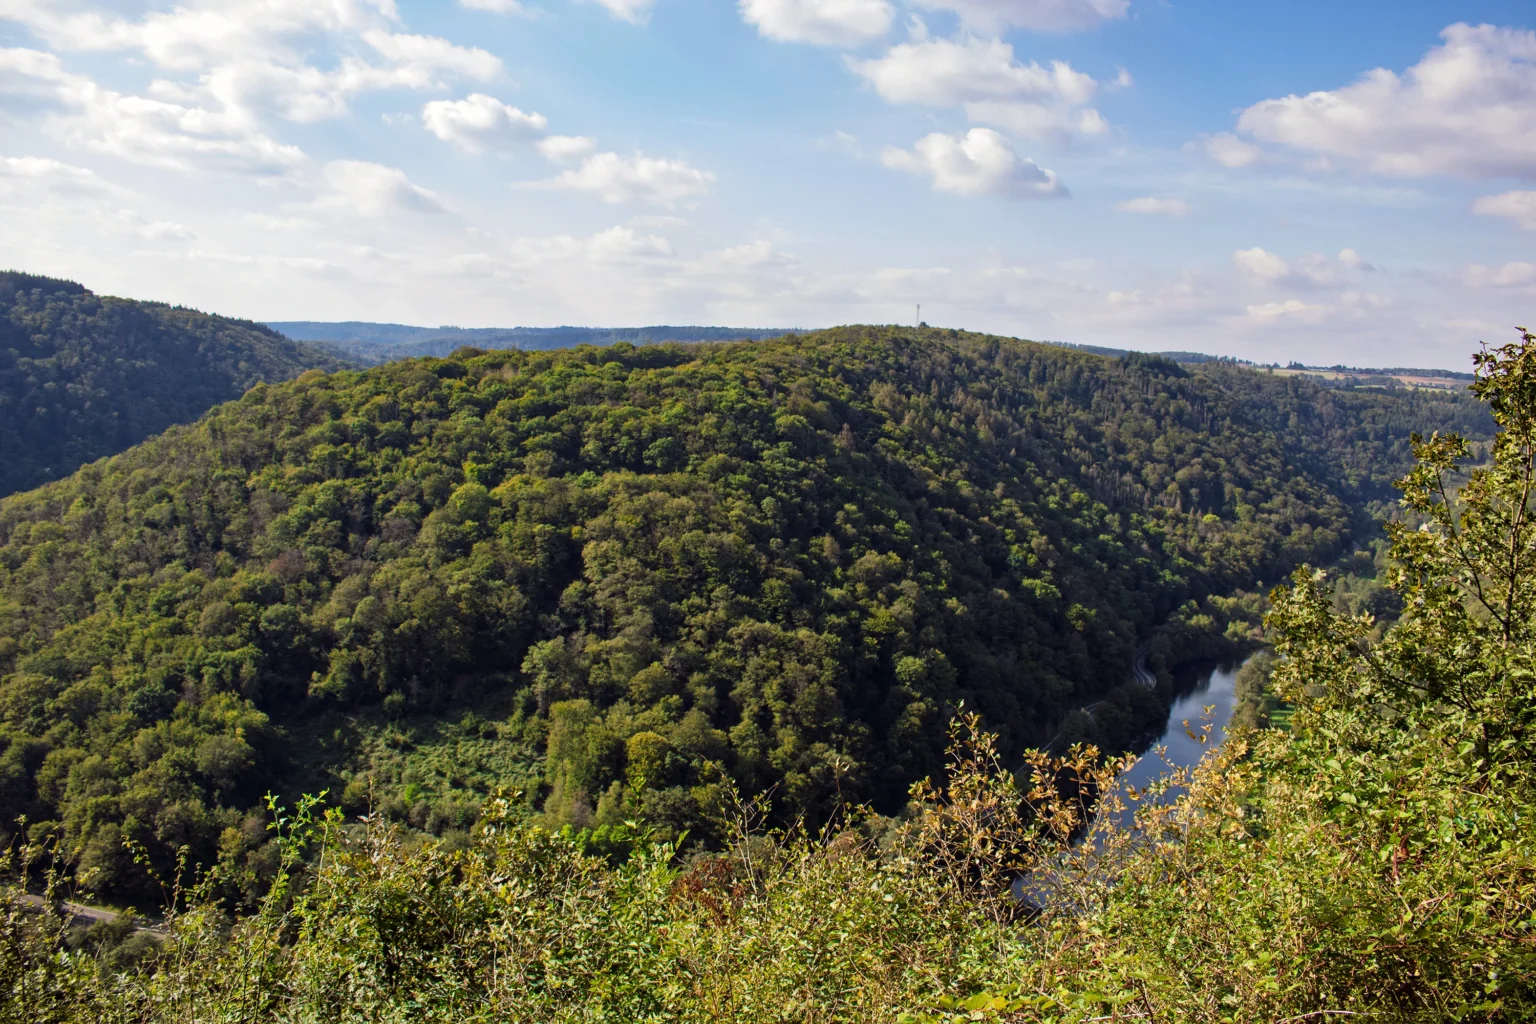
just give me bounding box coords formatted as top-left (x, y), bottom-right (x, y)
top-left (916, 303), bottom-right (921, 329)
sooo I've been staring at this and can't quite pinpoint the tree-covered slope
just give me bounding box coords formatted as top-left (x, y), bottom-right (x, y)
top-left (0, 327), bottom-right (1492, 894)
top-left (0, 272), bottom-right (350, 497)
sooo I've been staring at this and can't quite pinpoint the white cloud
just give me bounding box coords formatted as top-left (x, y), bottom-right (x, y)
top-left (1233, 247), bottom-right (1291, 282)
top-left (847, 37), bottom-right (1107, 143)
top-left (422, 94), bottom-right (548, 152)
top-left (1233, 246), bottom-right (1371, 288)
top-left (0, 154), bottom-right (92, 180)
top-left (710, 239), bottom-right (797, 267)
top-left (507, 225), bottom-right (675, 264)
top-left (1, 1), bottom-right (501, 128)
top-left (0, 0), bottom-right (382, 70)
top-left (317, 160), bottom-right (448, 216)
top-left (882, 128), bottom-right (1064, 198)
top-left (1235, 23), bottom-right (1536, 179)
top-left (537, 135), bottom-right (598, 162)
top-left (361, 31), bottom-right (503, 82)
top-left (1464, 261), bottom-right (1536, 290)
top-left (580, 0), bottom-right (656, 24)
top-left (1337, 247), bottom-right (1374, 271)
top-left (1474, 190), bottom-right (1536, 230)
top-left (739, 0), bottom-right (894, 47)
top-left (0, 46), bottom-right (72, 114)
top-left (532, 151), bottom-right (714, 204)
top-left (585, 225), bottom-right (674, 259)
top-left (822, 129), bottom-right (863, 156)
top-left (116, 209), bottom-right (197, 242)
top-left (909, 0), bottom-right (1128, 33)
top-left (1245, 298), bottom-right (1323, 322)
top-left (0, 0), bottom-right (510, 177)
top-left (0, 154), bottom-right (121, 200)
top-left (0, 47), bottom-right (306, 172)
top-left (459, 0), bottom-right (530, 12)
top-left (1117, 196), bottom-right (1189, 216)
top-left (1195, 132), bottom-right (1263, 169)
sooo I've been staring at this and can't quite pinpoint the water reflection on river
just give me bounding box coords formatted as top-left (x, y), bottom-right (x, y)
top-left (1017, 657), bottom-right (1252, 904)
top-left (1106, 656), bottom-right (1245, 830)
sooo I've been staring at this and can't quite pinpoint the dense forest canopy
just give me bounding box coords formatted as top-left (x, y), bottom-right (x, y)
top-left (0, 325), bottom-right (1493, 897)
top-left (0, 272), bottom-right (348, 497)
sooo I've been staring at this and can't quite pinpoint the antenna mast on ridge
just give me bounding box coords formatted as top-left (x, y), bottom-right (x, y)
top-left (916, 303), bottom-right (921, 329)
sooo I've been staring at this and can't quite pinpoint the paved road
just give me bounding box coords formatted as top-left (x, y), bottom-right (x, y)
top-left (1131, 642), bottom-right (1156, 686)
top-left (1044, 638), bottom-right (1157, 751)
top-left (14, 892), bottom-right (167, 936)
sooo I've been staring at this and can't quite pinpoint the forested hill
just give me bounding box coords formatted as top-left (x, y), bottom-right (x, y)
top-left (269, 321), bottom-right (801, 364)
top-left (0, 326), bottom-right (1492, 895)
top-left (0, 272), bottom-right (349, 497)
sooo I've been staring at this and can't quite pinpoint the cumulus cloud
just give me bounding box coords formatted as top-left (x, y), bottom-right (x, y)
top-left (317, 160), bottom-right (448, 216)
top-left (0, 0), bottom-right (511, 178)
top-left (422, 94), bottom-right (548, 152)
top-left (1194, 132), bottom-right (1263, 169)
top-left (537, 135), bottom-right (598, 161)
top-left (1474, 190), bottom-right (1536, 230)
top-left (1, 1), bottom-right (501, 128)
top-left (1233, 247), bottom-right (1376, 291)
top-left (1233, 247), bottom-right (1291, 282)
top-left (0, 47), bottom-right (305, 172)
top-left (1337, 248), bottom-right (1375, 271)
top-left (1117, 196), bottom-right (1190, 216)
top-left (531, 151), bottom-right (715, 204)
top-left (848, 37), bottom-right (1107, 143)
top-left (909, 0), bottom-right (1128, 33)
top-left (361, 31), bottom-right (503, 82)
top-left (882, 128), bottom-right (1064, 198)
top-left (0, 0), bottom-right (378, 70)
top-left (1235, 23), bottom-right (1536, 179)
top-left (739, 0), bottom-right (894, 47)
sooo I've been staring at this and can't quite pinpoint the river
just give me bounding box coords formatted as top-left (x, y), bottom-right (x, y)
top-left (1103, 654), bottom-right (1247, 832)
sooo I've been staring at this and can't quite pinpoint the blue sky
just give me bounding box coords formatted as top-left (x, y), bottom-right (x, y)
top-left (0, 0), bottom-right (1532, 366)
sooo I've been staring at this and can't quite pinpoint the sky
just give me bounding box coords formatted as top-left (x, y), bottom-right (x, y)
top-left (0, 0), bottom-right (1532, 367)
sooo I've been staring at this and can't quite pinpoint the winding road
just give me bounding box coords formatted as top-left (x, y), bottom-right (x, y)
top-left (1131, 642), bottom-right (1156, 686)
top-left (14, 891), bottom-right (166, 937)
top-left (1044, 639), bottom-right (1157, 751)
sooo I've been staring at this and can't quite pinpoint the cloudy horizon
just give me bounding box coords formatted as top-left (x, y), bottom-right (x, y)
top-left (0, 0), bottom-right (1532, 366)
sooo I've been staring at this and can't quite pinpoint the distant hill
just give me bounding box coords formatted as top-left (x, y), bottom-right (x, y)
top-left (269, 321), bottom-right (806, 363)
top-left (0, 272), bottom-right (349, 496)
top-left (1044, 340), bottom-right (1247, 365)
top-left (1048, 340), bottom-right (1475, 382)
